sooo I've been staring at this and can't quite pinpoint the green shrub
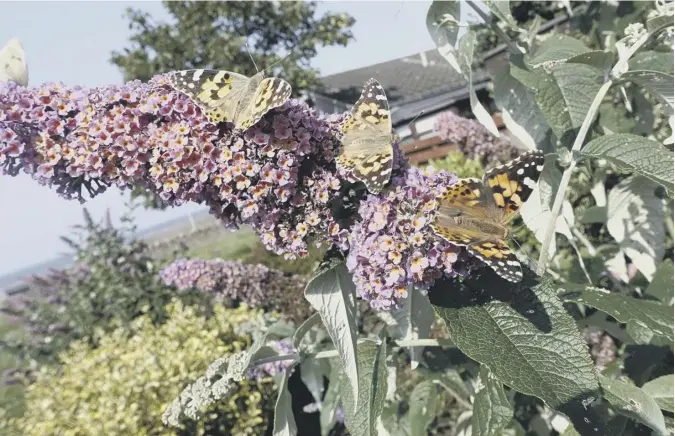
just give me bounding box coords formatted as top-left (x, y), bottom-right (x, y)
top-left (2, 209), bottom-right (206, 365)
top-left (3, 300), bottom-right (274, 436)
top-left (426, 150), bottom-right (484, 179)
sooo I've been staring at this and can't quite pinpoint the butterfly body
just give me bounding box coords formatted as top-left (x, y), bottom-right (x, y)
top-left (167, 69), bottom-right (292, 131)
top-left (431, 150), bottom-right (545, 282)
top-left (337, 79), bottom-right (394, 194)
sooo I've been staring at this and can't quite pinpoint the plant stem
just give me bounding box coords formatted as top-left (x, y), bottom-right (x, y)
top-left (252, 353), bottom-right (299, 366)
top-left (537, 80), bottom-right (613, 274)
top-left (465, 0), bottom-right (524, 55)
top-left (434, 381), bottom-right (473, 410)
top-left (250, 338), bottom-right (448, 367)
top-left (571, 226), bottom-right (597, 256)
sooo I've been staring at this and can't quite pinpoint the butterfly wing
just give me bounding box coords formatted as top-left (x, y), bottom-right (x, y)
top-left (166, 69), bottom-right (250, 124)
top-left (431, 150), bottom-right (545, 283)
top-left (482, 149), bottom-right (545, 225)
top-left (337, 78), bottom-right (394, 194)
top-left (235, 76), bottom-right (292, 131)
top-left (468, 240), bottom-right (523, 282)
top-left (435, 178), bottom-right (492, 220)
top-left (0, 38), bottom-right (28, 86)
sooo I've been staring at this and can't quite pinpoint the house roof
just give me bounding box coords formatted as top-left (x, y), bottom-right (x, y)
top-left (312, 14), bottom-right (572, 126)
top-left (314, 48), bottom-right (491, 125)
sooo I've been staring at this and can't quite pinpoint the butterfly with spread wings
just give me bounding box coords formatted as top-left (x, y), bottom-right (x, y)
top-left (166, 69), bottom-right (292, 131)
top-left (337, 78), bottom-right (394, 194)
top-left (431, 150), bottom-right (545, 282)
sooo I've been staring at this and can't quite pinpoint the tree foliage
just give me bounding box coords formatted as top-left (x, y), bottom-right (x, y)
top-left (111, 1), bottom-right (355, 92)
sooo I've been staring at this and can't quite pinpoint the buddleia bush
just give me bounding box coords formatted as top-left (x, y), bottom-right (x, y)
top-left (1, 1), bottom-right (673, 435)
top-left (1, 208), bottom-right (206, 365)
top-left (2, 300), bottom-right (275, 436)
top-left (427, 150), bottom-right (484, 179)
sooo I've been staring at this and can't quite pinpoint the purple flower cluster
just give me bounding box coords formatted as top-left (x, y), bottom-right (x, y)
top-left (0, 75), bottom-right (476, 311)
top-left (246, 338), bottom-right (295, 381)
top-left (434, 111), bottom-right (521, 167)
top-left (584, 329), bottom-right (617, 369)
top-left (346, 166), bottom-right (475, 309)
top-left (0, 78), bottom-right (398, 260)
top-left (160, 258), bottom-right (305, 308)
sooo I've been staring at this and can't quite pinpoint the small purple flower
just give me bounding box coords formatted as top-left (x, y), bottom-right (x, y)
top-left (246, 339), bottom-right (295, 381)
top-left (346, 166), bottom-right (476, 309)
top-left (159, 258), bottom-right (304, 308)
top-left (434, 110), bottom-right (521, 167)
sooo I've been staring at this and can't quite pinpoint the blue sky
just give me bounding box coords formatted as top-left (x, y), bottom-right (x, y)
top-left (0, 1), bottom-right (438, 277)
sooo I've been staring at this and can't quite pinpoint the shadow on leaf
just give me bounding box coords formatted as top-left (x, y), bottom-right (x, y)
top-left (428, 265), bottom-right (552, 333)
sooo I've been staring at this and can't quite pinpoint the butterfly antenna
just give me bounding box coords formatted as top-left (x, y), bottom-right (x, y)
top-left (266, 51), bottom-right (294, 73)
top-left (403, 110), bottom-right (425, 148)
top-left (244, 42), bottom-right (260, 73)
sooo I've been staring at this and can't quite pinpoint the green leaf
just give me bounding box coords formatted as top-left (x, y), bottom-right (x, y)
top-left (623, 70), bottom-right (674, 112)
top-left (304, 260), bottom-right (359, 407)
top-left (599, 375), bottom-right (668, 436)
top-left (409, 380), bottom-right (439, 435)
top-left (493, 61), bottom-right (554, 152)
top-left (646, 13), bottom-right (675, 34)
top-left (646, 260), bottom-right (674, 305)
top-left (426, 0), bottom-right (462, 72)
top-left (503, 419), bottom-right (528, 436)
top-left (558, 285), bottom-right (674, 346)
top-left (300, 358), bottom-right (329, 408)
top-left (551, 63), bottom-right (604, 131)
top-left (629, 51), bottom-right (674, 75)
top-left (520, 167), bottom-right (573, 259)
top-left (472, 366), bottom-right (513, 436)
top-left (511, 57), bottom-right (603, 143)
top-left (339, 339), bottom-right (388, 436)
top-left (582, 134), bottom-right (674, 195)
top-left (429, 273), bottom-right (602, 434)
top-left (539, 156), bottom-right (562, 209)
top-left (606, 176), bottom-right (666, 280)
top-left (320, 359), bottom-right (342, 436)
top-left (378, 287), bottom-right (434, 369)
top-left (566, 50), bottom-right (615, 74)
top-left (642, 375), bottom-right (674, 412)
top-left (580, 206), bottom-right (607, 224)
top-left (613, 15), bottom-right (673, 79)
top-left (292, 312), bottom-right (322, 351)
top-left (483, 0), bottom-right (521, 31)
top-left (632, 90), bottom-right (656, 136)
top-left (665, 415), bottom-right (674, 435)
top-left (418, 366), bottom-right (473, 406)
top-left (457, 30), bottom-right (500, 136)
top-left (528, 34), bottom-right (591, 70)
top-left (273, 368), bottom-right (298, 436)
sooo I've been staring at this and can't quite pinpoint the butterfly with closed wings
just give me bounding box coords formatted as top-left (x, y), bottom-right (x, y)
top-left (431, 150), bottom-right (545, 282)
top-left (166, 69), bottom-right (292, 131)
top-left (337, 78), bottom-right (394, 195)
